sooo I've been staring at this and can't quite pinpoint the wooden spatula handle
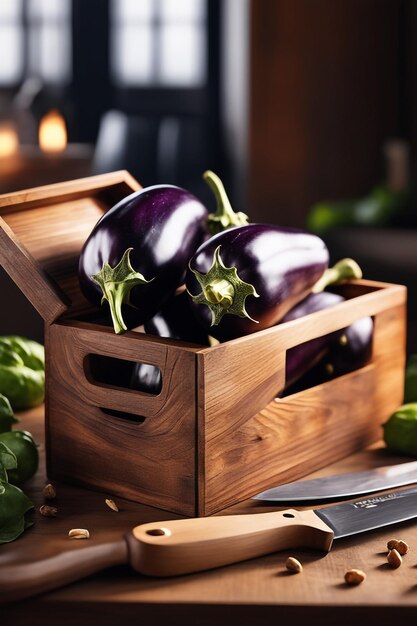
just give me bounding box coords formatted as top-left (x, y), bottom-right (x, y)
top-left (0, 539), bottom-right (128, 603)
top-left (126, 509), bottom-right (334, 577)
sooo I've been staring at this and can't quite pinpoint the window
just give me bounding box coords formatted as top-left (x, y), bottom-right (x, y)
top-left (0, 0), bottom-right (72, 87)
top-left (111, 0), bottom-right (207, 87)
top-left (0, 0), bottom-right (24, 85)
top-left (28, 0), bottom-right (72, 85)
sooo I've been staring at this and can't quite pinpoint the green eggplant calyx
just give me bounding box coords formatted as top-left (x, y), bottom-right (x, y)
top-left (312, 258), bottom-right (363, 293)
top-left (190, 245), bottom-right (259, 326)
top-left (204, 170), bottom-right (249, 235)
top-left (204, 279), bottom-right (235, 307)
top-left (91, 248), bottom-right (154, 335)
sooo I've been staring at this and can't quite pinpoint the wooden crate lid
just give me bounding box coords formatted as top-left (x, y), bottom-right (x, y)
top-left (0, 171), bottom-right (140, 324)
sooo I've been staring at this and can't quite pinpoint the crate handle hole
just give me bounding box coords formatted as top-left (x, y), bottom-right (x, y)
top-left (85, 354), bottom-right (162, 395)
top-left (100, 407), bottom-right (147, 424)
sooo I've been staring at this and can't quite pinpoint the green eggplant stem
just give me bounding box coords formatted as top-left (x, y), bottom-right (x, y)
top-left (204, 170), bottom-right (249, 235)
top-left (91, 248), bottom-right (153, 335)
top-left (312, 258), bottom-right (363, 293)
top-left (102, 282), bottom-right (129, 335)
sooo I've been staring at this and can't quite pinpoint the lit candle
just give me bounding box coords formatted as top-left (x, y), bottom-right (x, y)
top-left (38, 110), bottom-right (67, 154)
top-left (0, 122), bottom-right (19, 158)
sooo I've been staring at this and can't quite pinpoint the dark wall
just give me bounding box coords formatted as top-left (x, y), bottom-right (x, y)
top-left (248, 0), bottom-right (404, 226)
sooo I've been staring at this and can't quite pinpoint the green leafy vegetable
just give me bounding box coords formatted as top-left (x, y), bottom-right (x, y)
top-left (0, 481), bottom-right (33, 544)
top-left (0, 431), bottom-right (38, 485)
top-left (0, 336), bottom-right (45, 410)
top-left (0, 440), bottom-right (17, 484)
top-left (0, 436), bottom-right (34, 543)
top-left (0, 393), bottom-right (18, 432)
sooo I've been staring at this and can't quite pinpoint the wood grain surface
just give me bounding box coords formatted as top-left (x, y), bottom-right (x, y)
top-left (198, 282), bottom-right (406, 514)
top-left (3, 407), bottom-right (417, 626)
top-left (46, 322), bottom-right (201, 516)
top-left (0, 171), bottom-right (140, 320)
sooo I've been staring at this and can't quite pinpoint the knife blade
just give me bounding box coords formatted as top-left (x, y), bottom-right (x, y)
top-left (2, 487), bottom-right (417, 603)
top-left (252, 460), bottom-right (417, 503)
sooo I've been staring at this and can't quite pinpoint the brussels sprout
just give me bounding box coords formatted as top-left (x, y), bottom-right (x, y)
top-left (0, 336), bottom-right (44, 410)
top-left (383, 403), bottom-right (417, 457)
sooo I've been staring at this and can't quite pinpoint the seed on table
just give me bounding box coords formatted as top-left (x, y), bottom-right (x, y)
top-left (105, 498), bottom-right (119, 512)
top-left (344, 569), bottom-right (366, 585)
top-left (387, 549), bottom-right (402, 568)
top-left (68, 528), bottom-right (90, 540)
top-left (42, 483), bottom-right (57, 500)
top-left (387, 539), bottom-right (409, 555)
top-left (286, 557), bottom-right (303, 573)
top-left (39, 505), bottom-right (57, 518)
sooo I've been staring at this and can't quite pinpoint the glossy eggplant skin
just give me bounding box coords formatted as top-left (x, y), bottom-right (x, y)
top-left (79, 185), bottom-right (208, 330)
top-left (144, 291), bottom-right (209, 345)
top-left (282, 291), bottom-right (344, 389)
top-left (323, 315), bottom-right (373, 377)
top-left (283, 307), bottom-right (374, 396)
top-left (130, 291), bottom-right (208, 394)
top-left (186, 224), bottom-right (329, 341)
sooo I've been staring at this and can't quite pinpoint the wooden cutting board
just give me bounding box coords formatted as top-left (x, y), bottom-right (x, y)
top-left (2, 406), bottom-right (417, 626)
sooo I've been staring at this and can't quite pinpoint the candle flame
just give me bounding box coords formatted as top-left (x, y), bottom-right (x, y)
top-left (0, 123), bottom-right (19, 158)
top-left (39, 110), bottom-right (67, 153)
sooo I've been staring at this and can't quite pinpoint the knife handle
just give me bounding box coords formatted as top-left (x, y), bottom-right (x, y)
top-left (126, 509), bottom-right (334, 577)
top-left (0, 539), bottom-right (128, 603)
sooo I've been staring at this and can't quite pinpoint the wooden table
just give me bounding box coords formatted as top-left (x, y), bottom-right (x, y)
top-left (2, 406), bottom-right (417, 626)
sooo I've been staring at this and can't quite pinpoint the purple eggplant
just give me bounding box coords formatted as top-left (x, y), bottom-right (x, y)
top-left (282, 304), bottom-right (374, 396)
top-left (130, 291), bottom-right (209, 394)
top-left (283, 291), bottom-right (344, 388)
top-left (78, 186), bottom-right (208, 334)
top-left (186, 224), bottom-right (329, 341)
top-left (144, 290), bottom-right (209, 344)
top-left (281, 257), bottom-right (369, 392)
top-left (323, 315), bottom-right (374, 377)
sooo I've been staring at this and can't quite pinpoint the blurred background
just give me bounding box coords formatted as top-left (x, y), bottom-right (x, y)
top-left (0, 0), bottom-right (415, 351)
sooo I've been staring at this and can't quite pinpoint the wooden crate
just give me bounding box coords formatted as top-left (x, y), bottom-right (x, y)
top-left (0, 173), bottom-right (407, 516)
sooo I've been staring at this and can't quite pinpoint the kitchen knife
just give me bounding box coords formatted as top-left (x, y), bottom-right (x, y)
top-left (2, 487), bottom-right (417, 603)
top-left (252, 460), bottom-right (417, 503)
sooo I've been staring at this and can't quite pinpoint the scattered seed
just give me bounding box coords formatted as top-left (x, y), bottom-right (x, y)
top-left (105, 498), bottom-right (119, 512)
top-left (39, 504), bottom-right (57, 518)
top-left (387, 539), bottom-right (409, 555)
top-left (42, 483), bottom-right (57, 500)
top-left (286, 557), bottom-right (303, 573)
top-left (68, 528), bottom-right (90, 540)
top-left (387, 548), bottom-right (402, 568)
top-left (344, 569), bottom-right (366, 585)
